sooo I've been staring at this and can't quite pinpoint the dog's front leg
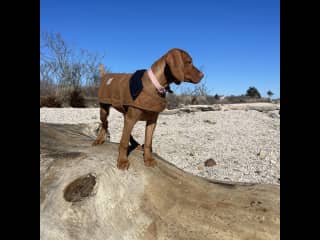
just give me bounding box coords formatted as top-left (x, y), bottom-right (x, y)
top-left (144, 118), bottom-right (158, 167)
top-left (117, 116), bottom-right (137, 170)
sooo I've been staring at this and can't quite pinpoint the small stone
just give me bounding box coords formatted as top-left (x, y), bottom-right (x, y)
top-left (204, 158), bottom-right (216, 167)
top-left (197, 166), bottom-right (204, 171)
top-left (181, 108), bottom-right (191, 113)
top-left (268, 112), bottom-right (279, 118)
top-left (203, 120), bottom-right (216, 124)
top-left (200, 105), bottom-right (221, 111)
top-left (257, 150), bottom-right (267, 159)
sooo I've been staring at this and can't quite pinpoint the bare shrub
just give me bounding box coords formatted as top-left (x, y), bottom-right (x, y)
top-left (166, 93), bottom-right (179, 109)
top-left (180, 81), bottom-right (211, 97)
top-left (69, 89), bottom-right (86, 108)
top-left (179, 95), bottom-right (192, 105)
top-left (175, 80), bottom-right (211, 105)
top-left (191, 82), bottom-right (211, 96)
top-left (40, 96), bottom-right (62, 108)
top-left (40, 79), bottom-right (56, 97)
top-left (40, 31), bottom-right (105, 99)
top-left (81, 85), bottom-right (99, 98)
top-left (191, 95), bottom-right (208, 105)
top-left (206, 96), bottom-right (219, 104)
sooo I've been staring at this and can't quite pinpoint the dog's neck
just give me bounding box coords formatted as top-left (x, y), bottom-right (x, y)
top-left (142, 56), bottom-right (176, 95)
top-left (147, 69), bottom-right (166, 94)
top-left (150, 56), bottom-right (174, 88)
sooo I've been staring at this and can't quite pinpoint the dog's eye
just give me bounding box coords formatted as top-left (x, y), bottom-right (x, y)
top-left (187, 61), bottom-right (192, 65)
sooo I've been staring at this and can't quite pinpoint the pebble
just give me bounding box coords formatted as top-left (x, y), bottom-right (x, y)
top-left (204, 158), bottom-right (217, 167)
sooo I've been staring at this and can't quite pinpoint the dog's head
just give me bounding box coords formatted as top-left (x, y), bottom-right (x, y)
top-left (165, 48), bottom-right (204, 84)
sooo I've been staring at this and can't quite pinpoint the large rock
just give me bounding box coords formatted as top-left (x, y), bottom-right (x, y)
top-left (162, 105), bottom-right (221, 115)
top-left (226, 103), bottom-right (280, 112)
top-left (40, 123), bottom-right (280, 240)
top-left (267, 110), bottom-right (280, 119)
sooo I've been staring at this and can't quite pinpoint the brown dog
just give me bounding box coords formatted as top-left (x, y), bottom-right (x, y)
top-left (92, 48), bottom-right (204, 170)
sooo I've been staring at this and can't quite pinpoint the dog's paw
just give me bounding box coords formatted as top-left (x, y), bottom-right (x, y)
top-left (92, 139), bottom-right (105, 146)
top-left (117, 159), bottom-right (130, 170)
top-left (144, 158), bottom-right (157, 168)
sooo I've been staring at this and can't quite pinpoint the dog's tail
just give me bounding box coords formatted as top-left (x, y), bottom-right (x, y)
top-left (99, 64), bottom-right (105, 77)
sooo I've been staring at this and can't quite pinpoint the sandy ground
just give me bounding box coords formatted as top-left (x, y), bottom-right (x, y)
top-left (40, 103), bottom-right (280, 185)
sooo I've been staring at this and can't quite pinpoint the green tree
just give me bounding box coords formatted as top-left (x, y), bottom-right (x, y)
top-left (245, 86), bottom-right (261, 98)
top-left (267, 90), bottom-right (274, 99)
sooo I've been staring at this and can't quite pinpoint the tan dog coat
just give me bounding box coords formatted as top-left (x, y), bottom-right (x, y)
top-left (98, 72), bottom-right (167, 113)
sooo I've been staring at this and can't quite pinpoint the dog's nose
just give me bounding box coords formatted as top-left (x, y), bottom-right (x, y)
top-left (199, 72), bottom-right (204, 79)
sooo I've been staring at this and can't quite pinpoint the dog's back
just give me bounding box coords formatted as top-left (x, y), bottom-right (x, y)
top-left (98, 67), bottom-right (166, 113)
top-left (98, 64), bottom-right (133, 112)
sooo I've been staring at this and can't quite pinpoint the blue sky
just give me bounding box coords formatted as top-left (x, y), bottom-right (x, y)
top-left (40, 0), bottom-right (279, 98)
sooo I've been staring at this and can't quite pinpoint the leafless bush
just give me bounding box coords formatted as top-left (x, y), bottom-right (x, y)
top-left (69, 88), bottom-right (86, 108)
top-left (206, 96), bottom-right (219, 104)
top-left (81, 85), bottom-right (100, 98)
top-left (191, 95), bottom-right (209, 105)
top-left (166, 93), bottom-right (180, 109)
top-left (40, 31), bottom-right (105, 99)
top-left (164, 80), bottom-right (210, 108)
top-left (40, 95), bottom-right (62, 108)
top-left (40, 79), bottom-right (56, 96)
top-left (180, 81), bottom-right (211, 97)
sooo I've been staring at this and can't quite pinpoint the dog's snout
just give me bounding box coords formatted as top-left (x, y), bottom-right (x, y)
top-left (199, 72), bottom-right (204, 79)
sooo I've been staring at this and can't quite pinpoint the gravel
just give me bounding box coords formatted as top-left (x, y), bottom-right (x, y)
top-left (40, 104), bottom-right (280, 185)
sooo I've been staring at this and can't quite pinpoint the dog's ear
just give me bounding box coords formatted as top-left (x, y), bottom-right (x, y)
top-left (165, 49), bottom-right (184, 82)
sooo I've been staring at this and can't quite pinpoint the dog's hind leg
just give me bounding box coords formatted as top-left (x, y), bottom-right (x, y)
top-left (92, 103), bottom-right (110, 146)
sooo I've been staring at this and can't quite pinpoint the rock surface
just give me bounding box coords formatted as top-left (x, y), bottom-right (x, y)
top-left (40, 123), bottom-right (280, 240)
top-left (222, 103), bottom-right (280, 112)
top-left (40, 103), bottom-right (280, 185)
top-left (162, 104), bottom-right (222, 114)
